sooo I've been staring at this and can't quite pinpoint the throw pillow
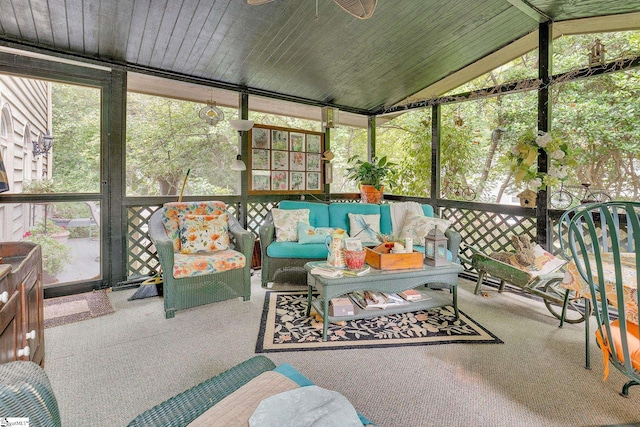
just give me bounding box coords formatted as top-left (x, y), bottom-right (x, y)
top-left (348, 213), bottom-right (381, 245)
top-left (179, 213), bottom-right (230, 254)
top-left (528, 244), bottom-right (568, 277)
top-left (272, 208), bottom-right (310, 242)
top-left (399, 210), bottom-right (451, 243)
top-left (297, 222), bottom-right (339, 245)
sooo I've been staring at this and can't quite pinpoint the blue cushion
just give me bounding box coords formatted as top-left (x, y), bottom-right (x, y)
top-left (379, 205), bottom-right (392, 235)
top-left (267, 241), bottom-right (327, 259)
top-left (279, 201), bottom-right (329, 228)
top-left (273, 364), bottom-right (315, 387)
top-left (297, 222), bottom-right (336, 245)
top-left (329, 203), bottom-right (381, 235)
top-left (421, 204), bottom-right (435, 217)
top-left (273, 364), bottom-right (374, 426)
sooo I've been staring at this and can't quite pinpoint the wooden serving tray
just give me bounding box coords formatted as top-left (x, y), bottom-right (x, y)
top-left (364, 242), bottom-right (423, 270)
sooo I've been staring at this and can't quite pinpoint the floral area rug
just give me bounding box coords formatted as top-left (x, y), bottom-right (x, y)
top-left (44, 289), bottom-right (114, 328)
top-left (256, 291), bottom-right (502, 352)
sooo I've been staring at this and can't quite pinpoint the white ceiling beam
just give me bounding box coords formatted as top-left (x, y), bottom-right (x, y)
top-left (506, 0), bottom-right (550, 23)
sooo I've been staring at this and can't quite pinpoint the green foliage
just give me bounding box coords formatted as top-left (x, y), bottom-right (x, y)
top-left (22, 234), bottom-right (70, 276)
top-left (376, 30), bottom-right (640, 203)
top-left (51, 83), bottom-right (101, 193)
top-left (126, 94), bottom-right (242, 196)
top-left (23, 179), bottom-right (57, 194)
top-left (345, 156), bottom-right (397, 190)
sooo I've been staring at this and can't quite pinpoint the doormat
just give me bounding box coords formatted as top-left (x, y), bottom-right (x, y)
top-left (44, 289), bottom-right (114, 328)
top-left (256, 291), bottom-right (503, 353)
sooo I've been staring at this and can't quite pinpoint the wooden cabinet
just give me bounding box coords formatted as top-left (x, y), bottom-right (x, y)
top-left (0, 264), bottom-right (20, 364)
top-left (0, 242), bottom-right (44, 367)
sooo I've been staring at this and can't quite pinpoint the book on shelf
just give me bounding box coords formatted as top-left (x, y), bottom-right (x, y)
top-left (349, 290), bottom-right (410, 310)
top-left (329, 297), bottom-right (355, 316)
top-left (398, 288), bottom-right (432, 302)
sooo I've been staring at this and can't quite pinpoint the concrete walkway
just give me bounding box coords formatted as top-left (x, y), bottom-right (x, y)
top-left (55, 237), bottom-right (100, 284)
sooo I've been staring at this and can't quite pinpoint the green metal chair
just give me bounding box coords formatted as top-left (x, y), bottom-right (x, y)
top-left (0, 361), bottom-right (61, 427)
top-left (561, 201), bottom-right (640, 396)
top-left (148, 201), bottom-right (255, 319)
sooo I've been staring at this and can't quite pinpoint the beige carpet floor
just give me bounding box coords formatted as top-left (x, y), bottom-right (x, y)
top-left (43, 274), bottom-right (640, 427)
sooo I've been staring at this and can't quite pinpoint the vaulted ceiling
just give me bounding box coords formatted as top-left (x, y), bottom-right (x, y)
top-left (1, 0), bottom-right (640, 116)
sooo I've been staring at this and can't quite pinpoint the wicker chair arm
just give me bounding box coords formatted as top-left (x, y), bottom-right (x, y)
top-left (148, 210), bottom-right (175, 268)
top-left (228, 214), bottom-right (256, 259)
top-left (148, 209), bottom-right (171, 246)
top-left (127, 356), bottom-right (276, 427)
top-left (445, 229), bottom-right (462, 263)
top-left (0, 361), bottom-right (61, 427)
top-left (259, 211), bottom-right (275, 251)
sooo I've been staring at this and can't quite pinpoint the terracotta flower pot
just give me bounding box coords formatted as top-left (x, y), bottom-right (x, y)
top-left (360, 184), bottom-right (384, 204)
top-left (50, 230), bottom-right (71, 244)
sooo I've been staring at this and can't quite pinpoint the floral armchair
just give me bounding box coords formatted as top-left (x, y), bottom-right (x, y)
top-left (148, 201), bottom-right (255, 319)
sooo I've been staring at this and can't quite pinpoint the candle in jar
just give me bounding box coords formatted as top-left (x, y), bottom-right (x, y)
top-left (405, 238), bottom-right (413, 252)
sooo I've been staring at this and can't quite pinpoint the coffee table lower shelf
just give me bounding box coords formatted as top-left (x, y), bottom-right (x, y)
top-left (310, 291), bottom-right (453, 324)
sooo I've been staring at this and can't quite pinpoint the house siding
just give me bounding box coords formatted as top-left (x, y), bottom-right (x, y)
top-left (0, 75), bottom-right (50, 241)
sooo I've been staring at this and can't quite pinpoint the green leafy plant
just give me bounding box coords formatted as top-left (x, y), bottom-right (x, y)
top-left (23, 179), bottom-right (56, 194)
top-left (345, 156), bottom-right (398, 191)
top-left (21, 233), bottom-right (70, 276)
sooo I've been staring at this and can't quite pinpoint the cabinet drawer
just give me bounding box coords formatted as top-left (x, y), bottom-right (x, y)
top-left (0, 264), bottom-right (15, 296)
top-left (0, 289), bottom-right (20, 336)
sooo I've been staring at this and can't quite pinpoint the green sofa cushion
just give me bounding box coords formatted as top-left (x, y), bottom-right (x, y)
top-left (267, 242), bottom-right (327, 259)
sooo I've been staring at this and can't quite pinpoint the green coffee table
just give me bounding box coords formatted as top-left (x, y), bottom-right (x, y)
top-left (304, 261), bottom-right (464, 341)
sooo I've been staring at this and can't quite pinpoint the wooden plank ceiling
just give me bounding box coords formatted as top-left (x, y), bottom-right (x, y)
top-left (1, 0), bottom-right (639, 115)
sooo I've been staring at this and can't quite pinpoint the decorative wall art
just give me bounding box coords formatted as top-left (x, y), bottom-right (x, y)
top-left (272, 171), bottom-right (288, 191)
top-left (307, 172), bottom-right (321, 191)
top-left (249, 124), bottom-right (324, 194)
top-left (252, 170), bottom-right (271, 191)
top-left (252, 149), bottom-right (270, 170)
top-left (307, 134), bottom-right (321, 153)
top-left (290, 171), bottom-right (305, 190)
top-left (252, 127), bottom-right (270, 149)
top-left (272, 151), bottom-right (288, 170)
top-left (271, 130), bottom-right (288, 150)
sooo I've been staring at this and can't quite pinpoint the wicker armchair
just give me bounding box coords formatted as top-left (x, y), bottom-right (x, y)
top-left (148, 201), bottom-right (255, 319)
top-left (0, 361), bottom-right (61, 427)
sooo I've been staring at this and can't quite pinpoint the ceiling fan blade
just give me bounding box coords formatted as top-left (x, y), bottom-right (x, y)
top-left (247, 0), bottom-right (275, 5)
top-left (333, 0), bottom-right (377, 19)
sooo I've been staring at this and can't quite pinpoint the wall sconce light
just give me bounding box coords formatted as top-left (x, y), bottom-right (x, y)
top-left (321, 107), bottom-right (339, 129)
top-left (229, 119), bottom-right (254, 171)
top-left (33, 132), bottom-right (54, 157)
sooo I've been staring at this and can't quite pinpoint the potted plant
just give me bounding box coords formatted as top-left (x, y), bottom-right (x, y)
top-left (345, 155), bottom-right (398, 203)
top-left (30, 218), bottom-right (71, 243)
